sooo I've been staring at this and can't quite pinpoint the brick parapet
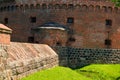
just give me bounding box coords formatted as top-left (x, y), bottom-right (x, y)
top-left (0, 0), bottom-right (119, 14)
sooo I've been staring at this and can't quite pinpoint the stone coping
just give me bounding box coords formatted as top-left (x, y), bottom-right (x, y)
top-left (0, 24), bottom-right (12, 34)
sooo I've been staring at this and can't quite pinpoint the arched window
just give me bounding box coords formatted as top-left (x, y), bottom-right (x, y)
top-left (42, 4), bottom-right (47, 9)
top-left (3, 7), bottom-right (7, 11)
top-left (114, 7), bottom-right (118, 13)
top-left (25, 4), bottom-right (29, 9)
top-left (7, 6), bottom-right (10, 11)
top-left (54, 4), bottom-right (61, 9)
top-left (11, 5), bottom-right (15, 11)
top-left (82, 5), bottom-right (88, 11)
top-left (30, 4), bottom-right (34, 9)
top-left (61, 4), bottom-right (67, 9)
top-left (48, 4), bottom-right (53, 9)
top-left (108, 7), bottom-right (112, 12)
top-left (95, 5), bottom-right (100, 11)
top-left (102, 6), bottom-right (107, 12)
top-left (75, 4), bottom-right (81, 9)
top-left (15, 5), bottom-right (19, 10)
top-left (20, 5), bottom-right (24, 10)
top-left (68, 4), bottom-right (74, 9)
top-left (0, 7), bottom-right (3, 12)
top-left (89, 5), bottom-right (94, 11)
top-left (36, 4), bottom-right (40, 9)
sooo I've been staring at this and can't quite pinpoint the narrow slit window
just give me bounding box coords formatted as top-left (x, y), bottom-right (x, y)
top-left (106, 19), bottom-right (112, 26)
top-left (28, 36), bottom-right (34, 43)
top-left (30, 17), bottom-right (36, 23)
top-left (105, 39), bottom-right (111, 46)
top-left (4, 18), bottom-right (8, 24)
top-left (67, 17), bottom-right (74, 23)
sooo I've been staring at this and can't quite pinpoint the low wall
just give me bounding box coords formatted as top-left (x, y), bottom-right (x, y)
top-left (1, 44), bottom-right (120, 80)
top-left (53, 46), bottom-right (120, 68)
top-left (0, 42), bottom-right (58, 80)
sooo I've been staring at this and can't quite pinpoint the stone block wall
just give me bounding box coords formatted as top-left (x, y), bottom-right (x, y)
top-left (53, 46), bottom-right (120, 68)
top-left (6, 55), bottom-right (58, 80)
top-left (0, 45), bottom-right (8, 80)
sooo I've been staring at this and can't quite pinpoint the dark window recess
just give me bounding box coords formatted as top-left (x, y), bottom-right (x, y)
top-left (105, 39), bottom-right (111, 46)
top-left (4, 18), bottom-right (8, 24)
top-left (30, 17), bottom-right (36, 23)
top-left (67, 17), bottom-right (74, 23)
top-left (106, 19), bottom-right (112, 26)
top-left (35, 41), bottom-right (39, 43)
top-left (28, 37), bottom-right (34, 43)
top-left (69, 37), bottom-right (76, 42)
top-left (56, 42), bottom-right (62, 46)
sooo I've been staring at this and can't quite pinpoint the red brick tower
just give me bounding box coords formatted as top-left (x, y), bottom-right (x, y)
top-left (0, 0), bottom-right (120, 48)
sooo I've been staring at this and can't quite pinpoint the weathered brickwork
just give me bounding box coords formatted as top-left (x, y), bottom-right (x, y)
top-left (0, 0), bottom-right (120, 48)
top-left (33, 29), bottom-right (68, 46)
top-left (0, 43), bottom-right (59, 80)
top-left (0, 0), bottom-right (120, 79)
top-left (54, 46), bottom-right (120, 68)
top-left (0, 24), bottom-right (12, 45)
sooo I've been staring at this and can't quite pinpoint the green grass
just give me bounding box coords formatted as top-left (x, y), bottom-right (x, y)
top-left (21, 66), bottom-right (91, 80)
top-left (76, 64), bottom-right (120, 80)
top-left (21, 64), bottom-right (120, 80)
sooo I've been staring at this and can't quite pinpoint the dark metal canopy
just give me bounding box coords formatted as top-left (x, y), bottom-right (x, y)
top-left (33, 22), bottom-right (70, 31)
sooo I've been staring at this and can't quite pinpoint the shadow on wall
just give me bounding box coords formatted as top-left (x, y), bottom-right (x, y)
top-left (52, 46), bottom-right (120, 69)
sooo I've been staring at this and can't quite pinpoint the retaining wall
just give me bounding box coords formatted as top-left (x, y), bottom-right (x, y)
top-left (0, 44), bottom-right (120, 80)
top-left (0, 43), bottom-right (58, 80)
top-left (53, 46), bottom-right (120, 68)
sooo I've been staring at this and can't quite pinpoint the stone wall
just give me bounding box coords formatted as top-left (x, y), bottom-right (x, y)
top-left (53, 46), bottom-right (120, 68)
top-left (0, 43), bottom-right (59, 80)
top-left (0, 43), bottom-right (120, 79)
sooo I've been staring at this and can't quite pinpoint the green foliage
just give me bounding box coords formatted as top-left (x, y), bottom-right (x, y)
top-left (21, 64), bottom-right (120, 80)
top-left (111, 0), bottom-right (120, 6)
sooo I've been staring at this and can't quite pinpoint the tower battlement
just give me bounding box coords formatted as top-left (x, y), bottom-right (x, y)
top-left (0, 0), bottom-right (119, 14)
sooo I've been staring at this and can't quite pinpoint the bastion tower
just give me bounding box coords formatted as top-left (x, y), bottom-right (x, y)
top-left (0, 0), bottom-right (120, 48)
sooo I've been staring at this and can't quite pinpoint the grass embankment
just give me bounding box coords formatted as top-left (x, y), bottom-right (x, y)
top-left (21, 64), bottom-right (120, 80)
top-left (21, 66), bottom-right (91, 80)
top-left (76, 64), bottom-right (120, 80)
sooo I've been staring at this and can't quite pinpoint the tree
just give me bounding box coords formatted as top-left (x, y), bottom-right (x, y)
top-left (111, 0), bottom-right (120, 6)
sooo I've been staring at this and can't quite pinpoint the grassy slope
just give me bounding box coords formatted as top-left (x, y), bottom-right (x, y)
top-left (76, 64), bottom-right (120, 80)
top-left (21, 66), bottom-right (91, 80)
top-left (21, 64), bottom-right (120, 80)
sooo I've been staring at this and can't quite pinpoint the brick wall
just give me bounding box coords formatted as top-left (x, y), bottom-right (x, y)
top-left (34, 29), bottom-right (68, 46)
top-left (0, 33), bottom-right (11, 45)
top-left (0, 0), bottom-right (120, 48)
top-left (0, 24), bottom-right (12, 45)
